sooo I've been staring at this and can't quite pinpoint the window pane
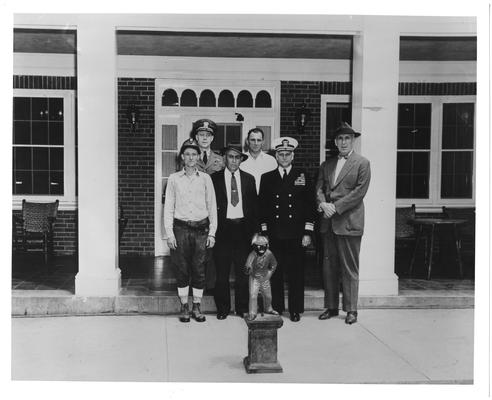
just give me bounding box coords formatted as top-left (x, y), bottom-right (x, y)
top-left (396, 151), bottom-right (429, 198)
top-left (397, 103), bottom-right (431, 150)
top-left (14, 121), bottom-right (31, 144)
top-left (162, 125), bottom-right (178, 150)
top-left (212, 125), bottom-right (225, 151)
top-left (180, 89), bottom-right (197, 107)
top-left (49, 121), bottom-right (64, 145)
top-left (415, 103), bottom-right (431, 125)
top-left (50, 148), bottom-right (64, 170)
top-left (14, 170), bottom-right (32, 194)
top-left (162, 89), bottom-right (179, 106)
top-left (32, 97), bottom-right (48, 121)
top-left (226, 125), bottom-right (241, 145)
top-left (442, 103), bottom-right (474, 149)
top-left (398, 104), bottom-right (414, 126)
top-left (255, 90), bottom-right (272, 108)
top-left (49, 171), bottom-right (63, 195)
top-left (199, 89), bottom-right (216, 107)
top-left (237, 90), bottom-right (253, 107)
top-left (14, 97), bottom-right (31, 120)
top-left (33, 147), bottom-right (49, 170)
top-left (14, 147), bottom-right (32, 170)
top-left (49, 98), bottom-right (64, 121)
top-left (162, 153), bottom-right (177, 178)
top-left (218, 90), bottom-right (234, 107)
top-left (32, 121), bottom-right (49, 145)
top-left (441, 151), bottom-right (473, 198)
top-left (413, 127), bottom-right (431, 149)
top-left (33, 171), bottom-right (50, 194)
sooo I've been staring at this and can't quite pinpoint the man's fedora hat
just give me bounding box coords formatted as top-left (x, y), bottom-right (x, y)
top-left (191, 119), bottom-right (217, 139)
top-left (333, 122), bottom-right (361, 138)
top-left (179, 138), bottom-right (201, 155)
top-left (222, 144), bottom-right (248, 161)
top-left (273, 136), bottom-right (299, 152)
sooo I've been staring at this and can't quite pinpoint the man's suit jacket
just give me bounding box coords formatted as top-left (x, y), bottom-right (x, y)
top-left (315, 152), bottom-right (371, 236)
top-left (211, 169), bottom-right (259, 241)
top-left (259, 167), bottom-right (316, 240)
top-left (197, 150), bottom-right (225, 175)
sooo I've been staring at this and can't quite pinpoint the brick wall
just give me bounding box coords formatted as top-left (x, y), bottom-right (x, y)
top-left (118, 78), bottom-right (155, 255)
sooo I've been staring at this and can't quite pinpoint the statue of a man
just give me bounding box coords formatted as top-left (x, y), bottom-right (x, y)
top-left (244, 234), bottom-right (279, 321)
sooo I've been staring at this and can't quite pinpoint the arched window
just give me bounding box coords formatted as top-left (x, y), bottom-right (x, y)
top-left (180, 89), bottom-right (197, 107)
top-left (218, 90), bottom-right (235, 107)
top-left (255, 90), bottom-right (272, 108)
top-left (199, 89), bottom-right (216, 107)
top-left (162, 89), bottom-right (178, 106)
top-left (237, 90), bottom-right (253, 108)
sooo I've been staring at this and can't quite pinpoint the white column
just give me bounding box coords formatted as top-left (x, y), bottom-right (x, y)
top-left (75, 17), bottom-right (121, 296)
top-left (352, 17), bottom-right (399, 295)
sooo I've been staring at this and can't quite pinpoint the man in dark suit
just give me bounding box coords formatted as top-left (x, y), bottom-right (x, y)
top-left (316, 123), bottom-right (371, 325)
top-left (258, 137), bottom-right (316, 322)
top-left (212, 145), bottom-right (259, 319)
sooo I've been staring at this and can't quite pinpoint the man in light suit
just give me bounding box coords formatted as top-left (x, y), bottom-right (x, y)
top-left (316, 123), bottom-right (371, 325)
top-left (212, 145), bottom-right (259, 319)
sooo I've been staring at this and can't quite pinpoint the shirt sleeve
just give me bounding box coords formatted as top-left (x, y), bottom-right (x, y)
top-left (204, 173), bottom-right (218, 237)
top-left (245, 251), bottom-right (255, 269)
top-left (163, 175), bottom-right (176, 239)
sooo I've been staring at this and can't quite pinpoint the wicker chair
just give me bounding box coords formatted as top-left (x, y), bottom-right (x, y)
top-left (13, 199), bottom-right (59, 263)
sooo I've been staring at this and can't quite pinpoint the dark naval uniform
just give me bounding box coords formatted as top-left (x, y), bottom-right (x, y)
top-left (258, 166), bottom-right (315, 315)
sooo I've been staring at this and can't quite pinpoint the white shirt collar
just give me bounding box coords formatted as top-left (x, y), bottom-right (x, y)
top-left (277, 165), bottom-right (292, 176)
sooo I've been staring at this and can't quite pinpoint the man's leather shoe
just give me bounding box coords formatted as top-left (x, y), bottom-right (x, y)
top-left (216, 313), bottom-right (227, 320)
top-left (179, 303), bottom-right (190, 323)
top-left (318, 309), bottom-right (339, 320)
top-left (345, 311), bottom-right (358, 325)
top-left (290, 312), bottom-right (300, 322)
top-left (191, 303), bottom-right (206, 322)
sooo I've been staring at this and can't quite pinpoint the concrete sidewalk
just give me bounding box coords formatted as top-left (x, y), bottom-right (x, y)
top-left (11, 309), bottom-right (473, 383)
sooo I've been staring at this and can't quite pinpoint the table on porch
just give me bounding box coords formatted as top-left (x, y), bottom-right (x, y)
top-left (407, 218), bottom-right (467, 280)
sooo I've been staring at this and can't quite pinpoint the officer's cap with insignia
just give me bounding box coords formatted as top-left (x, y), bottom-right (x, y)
top-left (191, 119), bottom-right (217, 139)
top-left (273, 136), bottom-right (299, 152)
top-left (179, 138), bottom-right (201, 155)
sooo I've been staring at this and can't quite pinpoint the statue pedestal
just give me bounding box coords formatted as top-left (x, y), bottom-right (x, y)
top-left (243, 314), bottom-right (283, 373)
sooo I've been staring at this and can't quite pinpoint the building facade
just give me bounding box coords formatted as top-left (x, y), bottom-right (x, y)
top-left (12, 14), bottom-right (476, 296)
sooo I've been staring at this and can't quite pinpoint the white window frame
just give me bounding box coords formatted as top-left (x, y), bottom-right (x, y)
top-left (12, 89), bottom-right (76, 210)
top-left (320, 94), bottom-right (351, 163)
top-left (396, 95), bottom-right (476, 208)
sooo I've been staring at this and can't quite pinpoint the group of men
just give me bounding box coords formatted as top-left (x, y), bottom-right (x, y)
top-left (163, 118), bottom-right (371, 325)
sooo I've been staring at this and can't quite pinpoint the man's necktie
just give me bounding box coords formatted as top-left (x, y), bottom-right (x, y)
top-left (282, 168), bottom-right (287, 180)
top-left (338, 154), bottom-right (348, 160)
top-left (203, 152), bottom-right (208, 164)
top-left (231, 172), bottom-right (239, 206)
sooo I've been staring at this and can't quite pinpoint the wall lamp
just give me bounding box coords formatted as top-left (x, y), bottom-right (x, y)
top-left (235, 112), bottom-right (244, 122)
top-left (296, 103), bottom-right (310, 132)
top-left (126, 103), bottom-right (140, 133)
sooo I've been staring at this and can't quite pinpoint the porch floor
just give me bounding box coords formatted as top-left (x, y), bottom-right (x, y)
top-left (12, 252), bottom-right (474, 297)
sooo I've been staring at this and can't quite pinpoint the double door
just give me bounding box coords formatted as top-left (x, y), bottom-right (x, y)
top-left (154, 111), bottom-right (274, 255)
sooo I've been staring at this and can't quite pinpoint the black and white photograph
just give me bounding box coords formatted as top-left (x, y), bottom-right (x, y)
top-left (2, 1), bottom-right (490, 399)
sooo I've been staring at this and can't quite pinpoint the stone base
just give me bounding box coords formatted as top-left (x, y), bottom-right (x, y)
top-left (244, 314), bottom-right (283, 374)
top-left (243, 356), bottom-right (283, 373)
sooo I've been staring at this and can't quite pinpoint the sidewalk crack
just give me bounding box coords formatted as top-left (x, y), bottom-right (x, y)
top-left (360, 323), bottom-right (432, 382)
